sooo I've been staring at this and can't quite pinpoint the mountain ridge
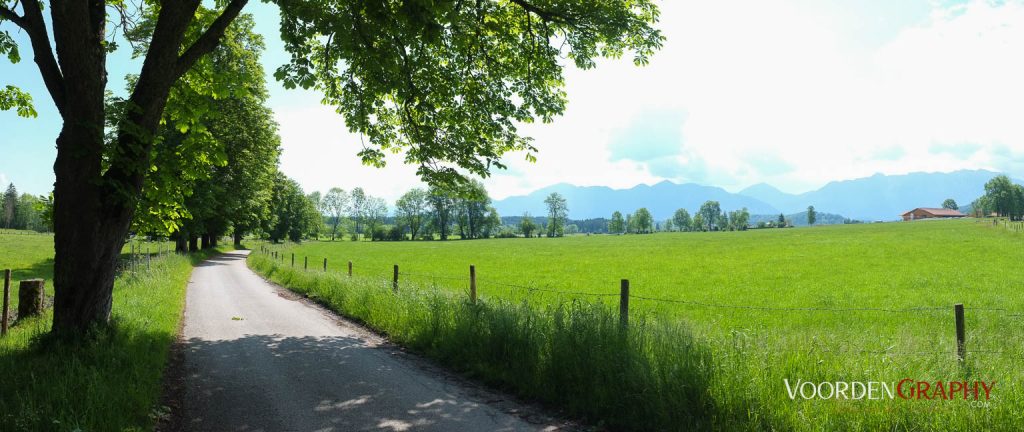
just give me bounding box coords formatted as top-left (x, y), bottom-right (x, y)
top-left (492, 169), bottom-right (1012, 221)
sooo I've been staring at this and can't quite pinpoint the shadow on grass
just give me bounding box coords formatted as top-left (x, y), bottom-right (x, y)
top-left (0, 316), bottom-right (178, 431)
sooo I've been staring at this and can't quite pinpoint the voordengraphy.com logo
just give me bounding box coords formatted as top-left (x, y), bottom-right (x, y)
top-left (784, 379), bottom-right (996, 401)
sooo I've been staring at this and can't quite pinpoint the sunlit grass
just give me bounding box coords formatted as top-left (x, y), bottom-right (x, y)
top-left (255, 219), bottom-right (1024, 430)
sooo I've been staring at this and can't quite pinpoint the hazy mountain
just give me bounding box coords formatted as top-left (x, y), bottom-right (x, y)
top-left (493, 181), bottom-right (778, 220)
top-left (738, 170), bottom-right (1008, 221)
top-left (493, 170), bottom-right (1011, 222)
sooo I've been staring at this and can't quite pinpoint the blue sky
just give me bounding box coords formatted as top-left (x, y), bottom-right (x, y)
top-left (3, 0), bottom-right (1023, 201)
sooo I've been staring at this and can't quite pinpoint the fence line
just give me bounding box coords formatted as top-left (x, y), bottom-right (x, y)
top-left (252, 246), bottom-right (1024, 361)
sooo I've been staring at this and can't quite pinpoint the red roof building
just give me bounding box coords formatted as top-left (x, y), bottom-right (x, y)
top-left (901, 208), bottom-right (966, 221)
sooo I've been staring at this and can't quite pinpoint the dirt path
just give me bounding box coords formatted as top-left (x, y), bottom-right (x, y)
top-left (180, 250), bottom-right (554, 431)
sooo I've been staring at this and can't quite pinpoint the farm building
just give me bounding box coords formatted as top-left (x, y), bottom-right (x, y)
top-left (901, 208), bottom-right (966, 221)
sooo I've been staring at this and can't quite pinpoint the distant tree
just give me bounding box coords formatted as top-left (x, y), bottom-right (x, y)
top-left (633, 208), bottom-right (653, 233)
top-left (609, 211), bottom-right (625, 234)
top-left (625, 213), bottom-right (635, 233)
top-left (777, 213), bottom-right (786, 227)
top-left (306, 192), bottom-right (325, 239)
top-left (453, 180), bottom-right (492, 239)
top-left (730, 207), bottom-right (750, 231)
top-left (565, 224), bottom-right (579, 235)
top-left (544, 192), bottom-right (569, 237)
top-left (267, 174), bottom-right (321, 243)
top-left (349, 187), bottom-right (368, 237)
top-left (520, 213), bottom-right (538, 238)
top-left (807, 205), bottom-right (817, 226)
top-left (483, 207), bottom-right (502, 238)
top-left (427, 186), bottom-right (456, 240)
top-left (364, 197), bottom-right (389, 239)
top-left (673, 208), bottom-right (691, 232)
top-left (35, 193), bottom-right (54, 232)
top-left (308, 191), bottom-right (324, 216)
top-left (698, 201), bottom-right (721, 231)
top-left (323, 188), bottom-right (350, 240)
top-left (692, 214), bottom-right (704, 232)
top-left (664, 219), bottom-right (674, 232)
top-left (942, 199), bottom-right (959, 211)
top-left (2, 183), bottom-right (16, 228)
top-left (984, 175), bottom-right (1020, 219)
top-left (717, 211), bottom-right (729, 231)
top-left (396, 188), bottom-right (431, 240)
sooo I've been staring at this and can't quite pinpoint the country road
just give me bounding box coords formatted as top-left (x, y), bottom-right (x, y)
top-left (179, 250), bottom-right (552, 431)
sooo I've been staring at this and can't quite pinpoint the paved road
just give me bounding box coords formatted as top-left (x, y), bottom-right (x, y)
top-left (181, 250), bottom-right (544, 431)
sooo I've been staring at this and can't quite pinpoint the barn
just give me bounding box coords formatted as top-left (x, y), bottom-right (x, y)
top-left (901, 208), bottom-right (966, 221)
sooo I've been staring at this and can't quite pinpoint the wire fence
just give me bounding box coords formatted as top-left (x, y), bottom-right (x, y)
top-left (251, 242), bottom-right (1024, 360)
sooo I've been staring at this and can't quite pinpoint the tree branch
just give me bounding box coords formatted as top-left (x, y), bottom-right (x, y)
top-left (17, 0), bottom-right (66, 114)
top-left (174, 0), bottom-right (248, 78)
top-left (508, 0), bottom-right (574, 26)
top-left (0, 5), bottom-right (27, 28)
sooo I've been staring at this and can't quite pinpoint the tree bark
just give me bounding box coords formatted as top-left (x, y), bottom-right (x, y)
top-left (201, 234), bottom-right (211, 249)
top-left (233, 231), bottom-right (243, 247)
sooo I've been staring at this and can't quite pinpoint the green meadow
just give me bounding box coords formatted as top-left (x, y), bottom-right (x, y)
top-left (254, 219), bottom-right (1024, 430)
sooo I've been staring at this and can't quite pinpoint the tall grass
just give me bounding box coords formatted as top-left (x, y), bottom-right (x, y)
top-left (248, 252), bottom-right (760, 431)
top-left (0, 248), bottom-right (225, 432)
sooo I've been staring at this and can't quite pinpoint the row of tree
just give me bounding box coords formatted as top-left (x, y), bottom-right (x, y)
top-left (1, 184), bottom-right (53, 232)
top-left (970, 175), bottom-right (1024, 220)
top-left (608, 201), bottom-right (757, 233)
top-left (302, 187), bottom-right (573, 241)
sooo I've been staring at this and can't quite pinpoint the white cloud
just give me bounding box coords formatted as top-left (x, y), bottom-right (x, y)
top-left (0, 173), bottom-right (8, 187)
top-left (272, 0), bottom-right (1024, 201)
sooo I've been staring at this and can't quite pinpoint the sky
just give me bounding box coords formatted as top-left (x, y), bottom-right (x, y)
top-left (2, 0), bottom-right (1024, 201)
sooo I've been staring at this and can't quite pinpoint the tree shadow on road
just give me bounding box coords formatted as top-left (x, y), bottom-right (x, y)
top-left (179, 333), bottom-right (538, 431)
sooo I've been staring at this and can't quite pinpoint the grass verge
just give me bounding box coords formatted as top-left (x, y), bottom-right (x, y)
top-left (0, 247), bottom-right (228, 432)
top-left (248, 252), bottom-right (730, 431)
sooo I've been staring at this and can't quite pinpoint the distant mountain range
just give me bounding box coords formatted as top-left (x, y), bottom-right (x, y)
top-left (492, 170), bottom-right (1014, 222)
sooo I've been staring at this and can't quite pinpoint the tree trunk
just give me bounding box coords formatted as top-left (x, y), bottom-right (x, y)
top-left (210, 234), bottom-right (218, 247)
top-left (189, 236), bottom-right (199, 252)
top-left (233, 231), bottom-right (243, 247)
top-left (201, 234), bottom-right (211, 249)
top-left (175, 232), bottom-right (187, 253)
top-left (52, 119), bottom-right (132, 334)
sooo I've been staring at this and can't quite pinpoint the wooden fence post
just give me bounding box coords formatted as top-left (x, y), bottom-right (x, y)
top-left (348, 261), bottom-right (353, 277)
top-left (955, 303), bottom-right (965, 361)
top-left (323, 258), bottom-right (327, 272)
top-left (620, 279), bottom-right (630, 327)
top-left (18, 279), bottom-right (45, 319)
top-left (147, 248), bottom-right (151, 270)
top-left (393, 265), bottom-right (399, 292)
top-left (2, 269), bottom-right (10, 336)
top-left (304, 256), bottom-right (308, 270)
top-left (470, 265), bottom-right (477, 304)
top-left (291, 253), bottom-right (295, 267)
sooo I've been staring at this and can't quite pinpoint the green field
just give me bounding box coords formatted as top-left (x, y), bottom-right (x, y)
top-left (255, 219), bottom-right (1024, 430)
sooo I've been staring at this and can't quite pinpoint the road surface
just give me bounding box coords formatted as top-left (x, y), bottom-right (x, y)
top-left (180, 250), bottom-right (550, 431)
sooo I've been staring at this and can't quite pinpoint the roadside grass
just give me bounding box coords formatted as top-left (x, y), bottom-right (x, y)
top-left (249, 254), bottom-right (725, 431)
top-left (255, 220), bottom-right (1024, 430)
top-left (0, 244), bottom-right (227, 432)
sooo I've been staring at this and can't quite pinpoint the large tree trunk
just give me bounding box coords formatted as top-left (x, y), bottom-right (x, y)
top-left (233, 231), bottom-right (243, 247)
top-left (201, 234), bottom-right (211, 249)
top-left (52, 121), bottom-right (132, 334)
